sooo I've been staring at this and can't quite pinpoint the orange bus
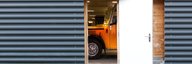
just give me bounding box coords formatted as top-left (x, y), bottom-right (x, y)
top-left (88, 4), bottom-right (117, 59)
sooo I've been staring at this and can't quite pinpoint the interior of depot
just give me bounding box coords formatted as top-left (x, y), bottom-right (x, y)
top-left (87, 0), bottom-right (117, 26)
top-left (86, 0), bottom-right (118, 63)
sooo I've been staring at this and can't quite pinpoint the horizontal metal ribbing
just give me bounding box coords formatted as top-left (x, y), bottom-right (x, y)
top-left (165, 46), bottom-right (192, 50)
top-left (0, 25), bottom-right (84, 29)
top-left (165, 24), bottom-right (192, 28)
top-left (165, 0), bottom-right (192, 2)
top-left (165, 18), bottom-right (192, 23)
top-left (0, 52), bottom-right (84, 56)
top-left (0, 19), bottom-right (84, 23)
top-left (0, 61), bottom-right (84, 64)
top-left (165, 8), bottom-right (192, 12)
top-left (165, 35), bottom-right (192, 39)
top-left (165, 2), bottom-right (192, 6)
top-left (0, 8), bottom-right (83, 12)
top-left (0, 0), bottom-right (83, 1)
top-left (165, 57), bottom-right (192, 61)
top-left (0, 2), bottom-right (84, 7)
top-left (0, 36), bottom-right (84, 40)
top-left (165, 52), bottom-right (192, 56)
top-left (0, 0), bottom-right (85, 63)
top-left (165, 41), bottom-right (192, 45)
top-left (165, 0), bottom-right (192, 64)
top-left (0, 47), bottom-right (84, 51)
top-left (0, 42), bottom-right (84, 45)
top-left (165, 13), bottom-right (192, 17)
top-left (0, 30), bottom-right (84, 34)
top-left (0, 14), bottom-right (84, 18)
top-left (165, 63), bottom-right (192, 64)
top-left (165, 30), bottom-right (192, 34)
top-left (0, 58), bottom-right (84, 62)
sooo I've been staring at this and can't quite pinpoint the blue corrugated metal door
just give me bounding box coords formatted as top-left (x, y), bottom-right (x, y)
top-left (165, 0), bottom-right (192, 64)
top-left (0, 0), bottom-right (85, 64)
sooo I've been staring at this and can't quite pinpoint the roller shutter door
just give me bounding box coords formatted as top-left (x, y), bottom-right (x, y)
top-left (165, 0), bottom-right (192, 64)
top-left (0, 0), bottom-right (85, 64)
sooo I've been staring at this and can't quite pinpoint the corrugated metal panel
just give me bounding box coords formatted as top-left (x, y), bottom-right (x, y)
top-left (165, 0), bottom-right (192, 64)
top-left (0, 0), bottom-right (84, 64)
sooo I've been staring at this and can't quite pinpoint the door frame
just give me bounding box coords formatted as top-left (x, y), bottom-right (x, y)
top-left (84, 0), bottom-right (88, 64)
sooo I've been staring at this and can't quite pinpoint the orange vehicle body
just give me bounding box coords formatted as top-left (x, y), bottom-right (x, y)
top-left (88, 5), bottom-right (117, 50)
top-left (88, 24), bottom-right (117, 50)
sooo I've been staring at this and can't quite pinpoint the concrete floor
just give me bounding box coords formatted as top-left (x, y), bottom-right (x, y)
top-left (89, 56), bottom-right (162, 64)
top-left (89, 50), bottom-right (117, 64)
top-left (89, 50), bottom-right (162, 64)
top-left (89, 55), bottom-right (117, 64)
top-left (153, 57), bottom-right (163, 64)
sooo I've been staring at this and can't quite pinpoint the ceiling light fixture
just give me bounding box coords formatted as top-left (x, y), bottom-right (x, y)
top-left (88, 21), bottom-right (93, 23)
top-left (87, 1), bottom-right (90, 3)
top-left (92, 18), bottom-right (95, 19)
top-left (89, 15), bottom-right (96, 17)
top-left (88, 10), bottom-right (94, 12)
top-left (112, 1), bottom-right (117, 3)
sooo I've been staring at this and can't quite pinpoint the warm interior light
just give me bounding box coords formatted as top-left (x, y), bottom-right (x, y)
top-left (92, 18), bottom-right (95, 19)
top-left (88, 21), bottom-right (93, 23)
top-left (88, 10), bottom-right (94, 12)
top-left (89, 15), bottom-right (96, 17)
top-left (112, 1), bottom-right (117, 3)
top-left (87, 1), bottom-right (90, 3)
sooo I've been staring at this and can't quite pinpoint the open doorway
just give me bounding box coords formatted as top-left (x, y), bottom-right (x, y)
top-left (86, 0), bottom-right (118, 64)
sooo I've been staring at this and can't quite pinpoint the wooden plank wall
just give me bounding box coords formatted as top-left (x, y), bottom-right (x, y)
top-left (153, 0), bottom-right (164, 58)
